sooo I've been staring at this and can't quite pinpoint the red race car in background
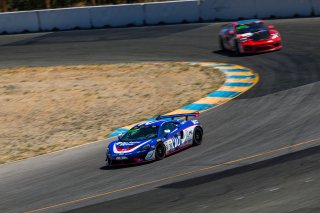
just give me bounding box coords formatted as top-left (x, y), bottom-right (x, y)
top-left (219, 19), bottom-right (282, 55)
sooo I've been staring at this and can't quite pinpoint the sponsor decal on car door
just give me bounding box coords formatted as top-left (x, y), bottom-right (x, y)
top-left (164, 135), bottom-right (182, 153)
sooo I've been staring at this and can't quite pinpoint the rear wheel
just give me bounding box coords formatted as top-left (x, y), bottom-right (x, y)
top-left (193, 126), bottom-right (203, 146)
top-left (155, 143), bottom-right (166, 160)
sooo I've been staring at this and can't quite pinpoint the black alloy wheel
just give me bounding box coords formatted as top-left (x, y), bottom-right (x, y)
top-left (155, 143), bottom-right (166, 160)
top-left (193, 126), bottom-right (203, 146)
top-left (220, 37), bottom-right (226, 50)
top-left (234, 40), bottom-right (241, 55)
top-left (106, 156), bottom-right (112, 166)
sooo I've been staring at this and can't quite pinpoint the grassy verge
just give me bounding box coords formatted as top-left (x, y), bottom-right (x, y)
top-left (0, 62), bottom-right (224, 163)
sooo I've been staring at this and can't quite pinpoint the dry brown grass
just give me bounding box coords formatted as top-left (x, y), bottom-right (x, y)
top-left (0, 62), bottom-right (224, 163)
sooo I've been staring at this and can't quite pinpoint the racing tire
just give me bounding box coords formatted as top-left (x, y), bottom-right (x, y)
top-left (219, 37), bottom-right (226, 51)
top-left (106, 156), bottom-right (112, 166)
top-left (155, 143), bottom-right (166, 160)
top-left (234, 40), bottom-right (241, 56)
top-left (193, 126), bottom-right (203, 146)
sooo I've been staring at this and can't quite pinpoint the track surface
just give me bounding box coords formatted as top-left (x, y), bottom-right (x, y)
top-left (0, 18), bottom-right (320, 213)
top-left (67, 145), bottom-right (320, 213)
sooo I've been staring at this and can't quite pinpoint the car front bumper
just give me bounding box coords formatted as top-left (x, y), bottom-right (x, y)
top-left (240, 39), bottom-right (282, 53)
top-left (106, 150), bottom-right (154, 165)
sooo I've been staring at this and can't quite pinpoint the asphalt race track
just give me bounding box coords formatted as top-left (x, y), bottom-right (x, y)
top-left (0, 17), bottom-right (320, 213)
top-left (67, 145), bottom-right (320, 213)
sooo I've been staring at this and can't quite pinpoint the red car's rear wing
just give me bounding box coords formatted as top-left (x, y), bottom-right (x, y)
top-left (156, 112), bottom-right (200, 121)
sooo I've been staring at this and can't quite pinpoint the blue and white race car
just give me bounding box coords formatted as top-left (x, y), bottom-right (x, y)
top-left (106, 112), bottom-right (203, 166)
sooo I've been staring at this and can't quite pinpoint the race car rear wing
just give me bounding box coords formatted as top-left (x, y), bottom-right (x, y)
top-left (156, 112), bottom-right (200, 121)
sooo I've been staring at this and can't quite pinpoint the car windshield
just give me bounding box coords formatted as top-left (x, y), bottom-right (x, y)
top-left (235, 22), bottom-right (268, 34)
top-left (120, 126), bottom-right (159, 142)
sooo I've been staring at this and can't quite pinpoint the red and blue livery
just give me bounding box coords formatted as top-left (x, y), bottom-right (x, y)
top-left (106, 112), bottom-right (203, 166)
top-left (219, 19), bottom-right (282, 54)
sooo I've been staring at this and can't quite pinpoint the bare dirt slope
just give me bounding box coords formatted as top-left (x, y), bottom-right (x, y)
top-left (0, 62), bottom-right (224, 163)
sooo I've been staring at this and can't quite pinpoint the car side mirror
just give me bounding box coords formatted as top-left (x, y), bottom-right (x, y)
top-left (268, 25), bottom-right (275, 29)
top-left (117, 134), bottom-right (123, 140)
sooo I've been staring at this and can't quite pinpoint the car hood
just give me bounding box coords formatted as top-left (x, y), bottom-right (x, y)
top-left (109, 139), bottom-right (154, 154)
top-left (240, 30), bottom-right (270, 41)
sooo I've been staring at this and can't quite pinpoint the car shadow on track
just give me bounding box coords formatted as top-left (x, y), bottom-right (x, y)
top-left (212, 49), bottom-right (274, 57)
top-left (100, 161), bottom-right (154, 170)
top-left (100, 145), bottom-right (195, 170)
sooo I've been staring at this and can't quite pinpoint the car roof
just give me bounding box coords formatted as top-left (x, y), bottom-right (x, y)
top-left (135, 120), bottom-right (168, 127)
top-left (234, 19), bottom-right (263, 25)
top-left (135, 118), bottom-right (184, 128)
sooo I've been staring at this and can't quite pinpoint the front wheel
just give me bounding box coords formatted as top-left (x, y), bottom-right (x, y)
top-left (193, 126), bottom-right (203, 146)
top-left (219, 37), bottom-right (226, 51)
top-left (106, 156), bottom-right (112, 166)
top-left (234, 40), bottom-right (241, 56)
top-left (155, 143), bottom-right (166, 160)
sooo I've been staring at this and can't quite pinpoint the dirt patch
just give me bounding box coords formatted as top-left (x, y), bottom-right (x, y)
top-left (0, 62), bottom-right (224, 163)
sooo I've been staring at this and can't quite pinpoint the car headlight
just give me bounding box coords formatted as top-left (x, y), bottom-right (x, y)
top-left (239, 37), bottom-right (248, 43)
top-left (271, 33), bottom-right (279, 39)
